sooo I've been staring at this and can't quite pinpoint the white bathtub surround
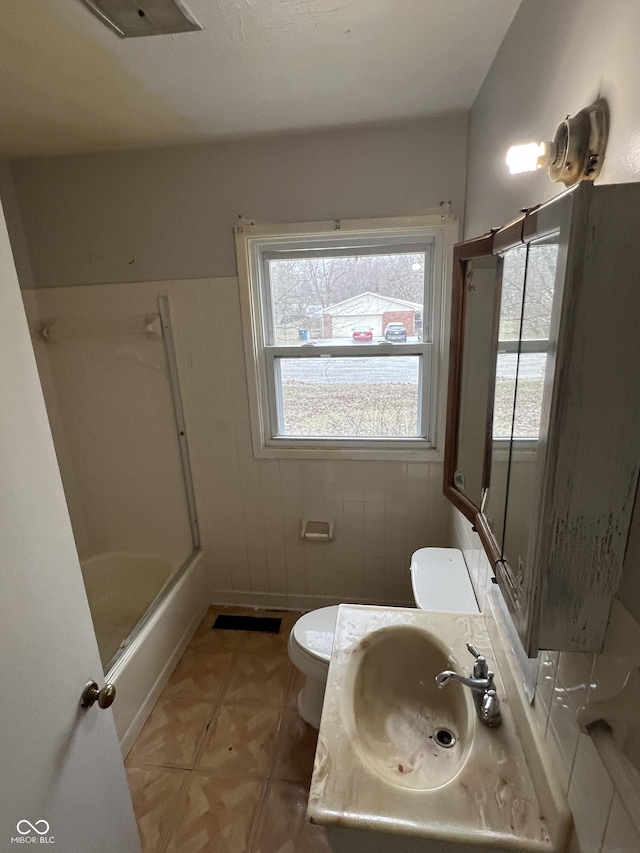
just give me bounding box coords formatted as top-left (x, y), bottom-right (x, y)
top-left (21, 285), bottom-right (194, 565)
top-left (309, 605), bottom-right (571, 852)
top-left (109, 548), bottom-right (210, 756)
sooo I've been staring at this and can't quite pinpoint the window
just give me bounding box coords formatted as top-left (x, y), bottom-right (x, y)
top-left (235, 216), bottom-right (457, 459)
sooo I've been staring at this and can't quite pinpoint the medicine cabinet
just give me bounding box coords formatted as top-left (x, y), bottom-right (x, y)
top-left (445, 182), bottom-right (640, 654)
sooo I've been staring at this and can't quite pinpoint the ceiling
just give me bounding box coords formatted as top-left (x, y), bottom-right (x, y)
top-left (0, 0), bottom-right (521, 159)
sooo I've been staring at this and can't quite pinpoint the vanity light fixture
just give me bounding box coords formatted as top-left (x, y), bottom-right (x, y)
top-left (506, 99), bottom-right (609, 187)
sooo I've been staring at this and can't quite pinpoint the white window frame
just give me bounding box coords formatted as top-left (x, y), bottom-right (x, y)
top-left (235, 215), bottom-right (458, 461)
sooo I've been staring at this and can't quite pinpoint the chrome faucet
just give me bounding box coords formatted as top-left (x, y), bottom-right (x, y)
top-left (435, 643), bottom-right (502, 728)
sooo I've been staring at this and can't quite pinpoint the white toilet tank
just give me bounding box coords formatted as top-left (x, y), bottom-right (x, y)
top-left (410, 547), bottom-right (479, 613)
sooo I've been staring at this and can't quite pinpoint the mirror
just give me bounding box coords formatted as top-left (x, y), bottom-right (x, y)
top-left (501, 237), bottom-right (559, 580)
top-left (456, 257), bottom-right (498, 506)
top-left (444, 239), bottom-right (498, 520)
top-left (484, 244), bottom-right (527, 551)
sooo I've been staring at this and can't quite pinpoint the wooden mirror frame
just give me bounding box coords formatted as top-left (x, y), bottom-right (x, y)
top-left (443, 232), bottom-right (496, 524)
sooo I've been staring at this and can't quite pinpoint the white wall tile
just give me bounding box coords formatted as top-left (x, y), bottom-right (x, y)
top-left (259, 458), bottom-right (280, 480)
top-left (282, 479), bottom-right (303, 502)
top-left (601, 795), bottom-right (640, 852)
top-left (547, 680), bottom-right (581, 794)
top-left (535, 651), bottom-right (558, 719)
top-left (362, 461), bottom-right (386, 502)
top-left (229, 551), bottom-right (250, 590)
top-left (343, 567), bottom-right (365, 600)
top-left (262, 498), bottom-right (283, 518)
top-left (286, 571), bottom-right (307, 596)
top-left (278, 459), bottom-right (300, 481)
top-left (568, 733), bottom-right (614, 853)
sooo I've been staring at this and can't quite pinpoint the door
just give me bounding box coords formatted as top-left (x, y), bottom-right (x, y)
top-left (0, 203), bottom-right (140, 851)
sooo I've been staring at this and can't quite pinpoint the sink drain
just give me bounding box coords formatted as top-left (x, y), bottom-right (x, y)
top-left (434, 727), bottom-right (456, 748)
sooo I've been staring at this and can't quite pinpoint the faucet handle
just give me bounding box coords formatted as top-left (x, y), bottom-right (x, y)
top-left (467, 643), bottom-right (489, 679)
top-left (481, 688), bottom-right (502, 727)
top-left (466, 642), bottom-right (483, 659)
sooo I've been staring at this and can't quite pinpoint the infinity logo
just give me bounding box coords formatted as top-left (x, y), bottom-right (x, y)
top-left (16, 820), bottom-right (50, 836)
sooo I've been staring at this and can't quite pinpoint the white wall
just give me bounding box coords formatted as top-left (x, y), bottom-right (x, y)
top-left (465, 0), bottom-right (640, 237)
top-left (9, 115), bottom-right (467, 288)
top-left (462, 2), bottom-right (640, 850)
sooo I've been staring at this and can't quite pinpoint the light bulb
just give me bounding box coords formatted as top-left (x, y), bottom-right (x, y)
top-left (506, 142), bottom-right (550, 175)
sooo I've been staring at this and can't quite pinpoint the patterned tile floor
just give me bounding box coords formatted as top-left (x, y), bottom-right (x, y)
top-left (125, 606), bottom-right (331, 853)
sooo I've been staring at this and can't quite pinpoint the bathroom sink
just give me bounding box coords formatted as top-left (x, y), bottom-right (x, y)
top-left (308, 605), bottom-right (572, 852)
top-left (351, 624), bottom-right (473, 790)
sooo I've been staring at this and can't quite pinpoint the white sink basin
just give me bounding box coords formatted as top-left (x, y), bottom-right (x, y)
top-left (308, 605), bottom-right (571, 852)
top-left (352, 624), bottom-right (473, 790)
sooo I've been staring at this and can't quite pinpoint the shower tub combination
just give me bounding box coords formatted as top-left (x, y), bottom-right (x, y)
top-left (80, 548), bottom-right (210, 755)
top-left (26, 286), bottom-right (209, 757)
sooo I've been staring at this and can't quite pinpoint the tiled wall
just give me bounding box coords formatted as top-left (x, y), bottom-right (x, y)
top-left (172, 276), bottom-right (451, 610)
top-left (25, 277), bottom-right (451, 611)
top-left (452, 507), bottom-right (640, 853)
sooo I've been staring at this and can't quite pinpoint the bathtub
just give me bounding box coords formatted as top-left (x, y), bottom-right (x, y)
top-left (80, 548), bottom-right (211, 756)
top-left (81, 551), bottom-right (175, 667)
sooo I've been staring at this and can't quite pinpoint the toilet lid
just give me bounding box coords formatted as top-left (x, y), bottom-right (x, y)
top-left (292, 605), bottom-right (339, 663)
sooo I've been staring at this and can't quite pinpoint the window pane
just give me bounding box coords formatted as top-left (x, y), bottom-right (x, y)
top-left (498, 245), bottom-right (527, 342)
top-left (521, 242), bottom-right (558, 340)
top-left (277, 357), bottom-right (420, 438)
top-left (511, 353), bottom-right (546, 439)
top-left (492, 352), bottom-right (546, 439)
top-left (267, 252), bottom-right (426, 346)
top-left (493, 352), bottom-right (518, 440)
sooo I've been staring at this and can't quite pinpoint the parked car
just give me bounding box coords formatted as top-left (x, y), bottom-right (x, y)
top-left (384, 322), bottom-right (407, 342)
top-left (352, 323), bottom-right (373, 341)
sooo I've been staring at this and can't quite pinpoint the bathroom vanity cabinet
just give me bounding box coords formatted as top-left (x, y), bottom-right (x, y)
top-left (445, 182), bottom-right (640, 654)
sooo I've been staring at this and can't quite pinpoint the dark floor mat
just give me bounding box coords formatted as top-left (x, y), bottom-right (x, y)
top-left (212, 614), bottom-right (282, 633)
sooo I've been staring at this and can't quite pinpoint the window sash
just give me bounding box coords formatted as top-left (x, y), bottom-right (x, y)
top-left (497, 339), bottom-right (549, 354)
top-left (264, 345), bottom-right (433, 445)
top-left (259, 242), bottom-right (433, 349)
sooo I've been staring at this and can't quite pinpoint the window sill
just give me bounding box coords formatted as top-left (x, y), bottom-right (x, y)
top-left (252, 442), bottom-right (444, 462)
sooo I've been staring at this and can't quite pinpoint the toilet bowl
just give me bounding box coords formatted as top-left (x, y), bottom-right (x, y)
top-left (287, 547), bottom-right (479, 728)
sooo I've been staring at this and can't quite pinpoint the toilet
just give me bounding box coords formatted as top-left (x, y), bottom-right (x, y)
top-left (287, 547), bottom-right (479, 728)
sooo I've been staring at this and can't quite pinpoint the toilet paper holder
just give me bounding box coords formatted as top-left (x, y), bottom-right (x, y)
top-left (301, 519), bottom-right (334, 541)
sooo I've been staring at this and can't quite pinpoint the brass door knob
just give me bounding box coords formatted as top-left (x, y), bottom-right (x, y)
top-left (80, 680), bottom-right (116, 709)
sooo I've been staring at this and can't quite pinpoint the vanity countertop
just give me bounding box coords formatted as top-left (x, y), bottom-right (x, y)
top-left (307, 605), bottom-right (571, 852)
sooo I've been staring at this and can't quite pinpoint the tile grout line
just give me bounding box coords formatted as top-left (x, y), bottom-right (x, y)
top-left (247, 778), bottom-right (271, 853)
top-left (155, 769), bottom-right (191, 853)
top-left (190, 649), bottom-right (239, 771)
top-left (249, 666), bottom-right (294, 853)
